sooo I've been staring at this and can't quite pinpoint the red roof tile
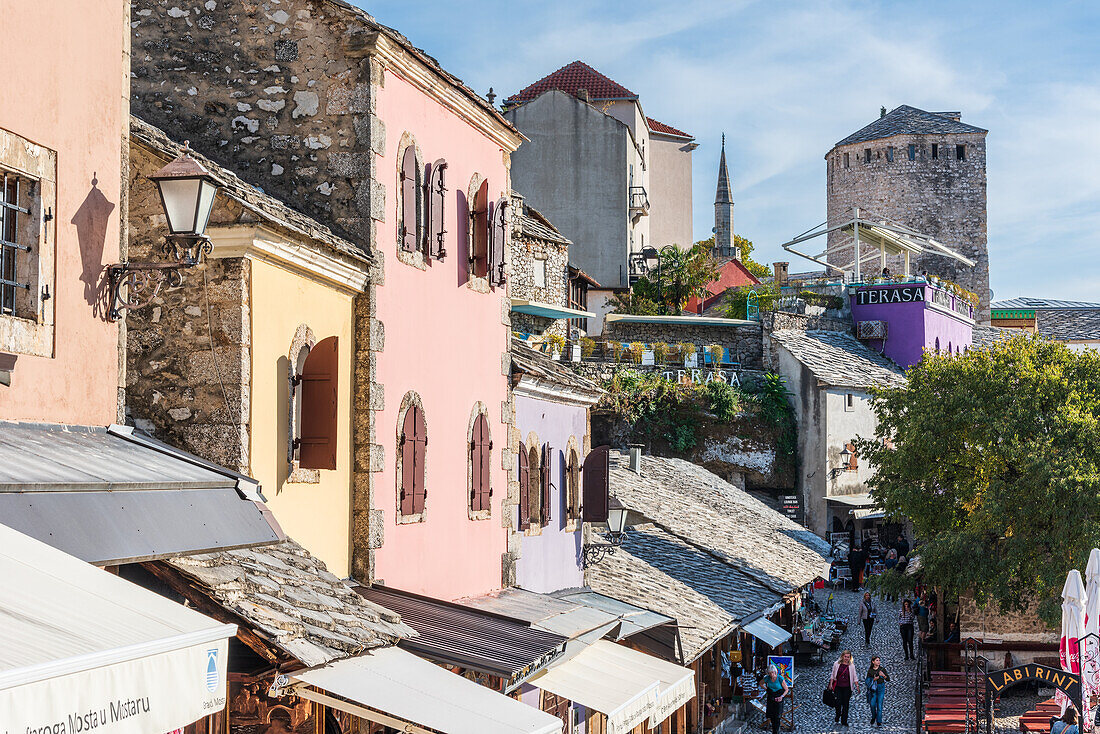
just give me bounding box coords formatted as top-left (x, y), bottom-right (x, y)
top-left (506, 61), bottom-right (637, 105)
top-left (646, 117), bottom-right (692, 139)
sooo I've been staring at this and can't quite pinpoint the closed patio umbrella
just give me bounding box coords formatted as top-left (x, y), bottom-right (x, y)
top-left (1059, 569), bottom-right (1088, 719)
top-left (1083, 551), bottom-right (1100, 730)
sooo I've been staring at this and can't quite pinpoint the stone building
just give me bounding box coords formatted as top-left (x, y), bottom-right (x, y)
top-left (713, 134), bottom-right (735, 259)
top-left (826, 105), bottom-right (991, 321)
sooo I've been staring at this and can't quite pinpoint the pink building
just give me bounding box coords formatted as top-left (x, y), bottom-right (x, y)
top-left (0, 0), bottom-right (127, 424)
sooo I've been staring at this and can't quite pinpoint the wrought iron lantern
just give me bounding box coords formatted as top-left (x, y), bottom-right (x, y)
top-left (582, 496), bottom-right (629, 568)
top-left (830, 445), bottom-right (853, 479)
top-left (108, 142), bottom-right (221, 321)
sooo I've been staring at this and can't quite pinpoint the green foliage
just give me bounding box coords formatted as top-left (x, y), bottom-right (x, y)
top-left (611, 243), bottom-right (720, 315)
top-left (705, 379), bottom-right (742, 423)
top-left (856, 335), bottom-right (1100, 625)
top-left (756, 372), bottom-right (797, 459)
top-left (798, 290), bottom-right (844, 310)
top-left (721, 282), bottom-right (782, 320)
top-left (695, 234), bottom-right (771, 279)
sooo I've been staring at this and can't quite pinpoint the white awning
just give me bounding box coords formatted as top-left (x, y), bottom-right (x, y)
top-left (852, 509), bottom-right (886, 521)
top-left (0, 523), bottom-right (236, 734)
top-left (827, 493), bottom-right (875, 507)
top-left (741, 617), bottom-right (793, 649)
top-left (290, 646), bottom-right (562, 734)
top-left (527, 640), bottom-right (695, 733)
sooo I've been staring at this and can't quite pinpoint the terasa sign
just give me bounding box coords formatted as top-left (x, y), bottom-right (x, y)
top-left (854, 286), bottom-right (925, 306)
top-left (660, 369), bottom-right (742, 386)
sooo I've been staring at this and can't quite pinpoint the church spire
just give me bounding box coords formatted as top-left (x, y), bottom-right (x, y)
top-left (714, 134), bottom-right (736, 258)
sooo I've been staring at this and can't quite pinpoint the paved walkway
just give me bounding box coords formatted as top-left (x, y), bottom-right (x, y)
top-left (790, 587), bottom-right (917, 733)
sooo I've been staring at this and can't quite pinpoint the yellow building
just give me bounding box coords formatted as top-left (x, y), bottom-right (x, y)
top-left (125, 117), bottom-right (372, 576)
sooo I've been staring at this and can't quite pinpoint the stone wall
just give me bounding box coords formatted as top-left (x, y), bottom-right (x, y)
top-left (124, 143), bottom-right (251, 472)
top-left (958, 591), bottom-right (1057, 643)
top-left (826, 130), bottom-right (990, 321)
top-left (601, 321), bottom-right (763, 369)
top-left (509, 203), bottom-right (570, 339)
top-left (131, 0), bottom-right (380, 245)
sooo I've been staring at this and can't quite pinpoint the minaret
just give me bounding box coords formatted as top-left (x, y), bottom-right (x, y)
top-left (714, 134), bottom-right (736, 259)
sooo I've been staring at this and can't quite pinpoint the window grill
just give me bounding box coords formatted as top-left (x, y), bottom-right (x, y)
top-left (1, 172), bottom-right (31, 316)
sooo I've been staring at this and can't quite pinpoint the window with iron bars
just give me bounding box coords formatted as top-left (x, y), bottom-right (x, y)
top-left (1, 172), bottom-right (30, 316)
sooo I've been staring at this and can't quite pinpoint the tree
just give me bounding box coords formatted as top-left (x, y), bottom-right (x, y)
top-left (856, 335), bottom-right (1100, 625)
top-left (694, 235), bottom-right (770, 279)
top-left (611, 243), bottom-right (718, 315)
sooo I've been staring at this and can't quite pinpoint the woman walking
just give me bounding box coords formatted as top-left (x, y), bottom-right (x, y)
top-left (1050, 707), bottom-right (1079, 734)
top-left (859, 591), bottom-right (877, 646)
top-left (829, 650), bottom-right (860, 728)
top-left (899, 599), bottom-right (916, 660)
top-left (865, 655), bottom-right (890, 727)
top-left (761, 664), bottom-right (788, 734)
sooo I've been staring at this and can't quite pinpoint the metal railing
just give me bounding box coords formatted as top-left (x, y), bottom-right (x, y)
top-left (629, 186), bottom-right (650, 214)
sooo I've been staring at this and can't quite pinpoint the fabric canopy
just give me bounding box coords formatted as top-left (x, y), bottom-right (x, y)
top-left (290, 646), bottom-right (562, 734)
top-left (827, 493), bottom-right (874, 507)
top-left (0, 523), bottom-right (236, 734)
top-left (851, 509), bottom-right (886, 521)
top-left (742, 617), bottom-right (793, 649)
top-left (528, 640), bottom-right (695, 734)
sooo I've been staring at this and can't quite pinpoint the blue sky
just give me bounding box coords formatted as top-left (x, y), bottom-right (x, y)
top-left (360, 0), bottom-right (1100, 302)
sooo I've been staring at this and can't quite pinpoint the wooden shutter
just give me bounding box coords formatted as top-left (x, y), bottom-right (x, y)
top-left (518, 447), bottom-right (530, 529)
top-left (400, 147), bottom-right (417, 252)
top-left (470, 413), bottom-right (491, 512)
top-left (427, 159), bottom-right (447, 260)
top-left (489, 196), bottom-right (508, 286)
top-left (470, 180), bottom-right (489, 277)
top-left (846, 442), bottom-right (858, 471)
top-left (582, 445), bottom-right (610, 522)
top-left (298, 336), bottom-right (338, 470)
top-left (400, 405), bottom-right (427, 515)
top-left (567, 450), bottom-right (580, 519)
top-left (540, 443), bottom-right (552, 526)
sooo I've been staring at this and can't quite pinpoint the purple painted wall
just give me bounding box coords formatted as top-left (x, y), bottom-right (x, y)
top-left (850, 283), bottom-right (973, 369)
top-left (515, 394), bottom-right (587, 593)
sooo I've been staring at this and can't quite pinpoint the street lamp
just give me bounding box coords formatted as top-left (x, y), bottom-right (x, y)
top-left (108, 142), bottom-right (222, 321)
top-left (830, 445), bottom-right (853, 479)
top-left (582, 496), bottom-right (630, 568)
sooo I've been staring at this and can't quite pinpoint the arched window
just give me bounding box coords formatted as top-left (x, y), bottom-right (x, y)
top-left (539, 443), bottom-right (552, 528)
top-left (294, 336), bottom-right (338, 470)
top-left (398, 400), bottom-right (427, 519)
top-left (290, 343), bottom-right (310, 463)
top-left (469, 411), bottom-right (492, 517)
top-left (527, 444), bottom-right (542, 527)
top-left (399, 145), bottom-right (421, 253)
top-left (468, 178), bottom-right (489, 277)
top-left (934, 337), bottom-right (940, 353)
top-left (518, 447), bottom-right (530, 530)
top-left (947, 341), bottom-right (952, 354)
top-left (566, 447), bottom-right (581, 520)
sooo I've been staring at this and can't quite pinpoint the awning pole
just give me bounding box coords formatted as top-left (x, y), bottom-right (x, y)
top-left (291, 684), bottom-right (432, 734)
top-left (853, 207), bottom-right (861, 282)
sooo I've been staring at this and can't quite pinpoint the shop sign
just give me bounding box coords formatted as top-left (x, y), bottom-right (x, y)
top-left (854, 286), bottom-right (925, 306)
top-left (780, 495), bottom-right (802, 523)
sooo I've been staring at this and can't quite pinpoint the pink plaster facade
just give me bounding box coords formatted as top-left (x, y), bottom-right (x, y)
top-left (0, 0), bottom-right (127, 425)
top-left (371, 69), bottom-right (516, 601)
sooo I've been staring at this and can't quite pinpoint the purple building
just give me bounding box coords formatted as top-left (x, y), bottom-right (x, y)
top-left (850, 279), bottom-right (975, 369)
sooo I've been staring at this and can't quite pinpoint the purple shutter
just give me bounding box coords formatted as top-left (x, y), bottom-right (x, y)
top-left (540, 443), bottom-right (552, 526)
top-left (298, 337), bottom-right (338, 471)
top-left (400, 147), bottom-right (418, 252)
top-left (518, 447), bottom-right (530, 529)
top-left (490, 196), bottom-right (508, 286)
top-left (428, 159), bottom-right (448, 260)
top-left (582, 446), bottom-right (610, 522)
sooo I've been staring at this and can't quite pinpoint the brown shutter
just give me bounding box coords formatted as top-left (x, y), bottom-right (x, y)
top-left (470, 180), bottom-right (489, 277)
top-left (412, 406), bottom-right (427, 513)
top-left (471, 413), bottom-right (491, 512)
top-left (400, 147), bottom-right (418, 252)
top-left (568, 450), bottom-right (580, 519)
top-left (490, 196), bottom-right (508, 286)
top-left (400, 408), bottom-right (417, 515)
top-left (518, 447), bottom-right (530, 529)
top-left (540, 443), bottom-right (552, 526)
top-left (298, 336), bottom-right (338, 470)
top-left (427, 159), bottom-right (448, 260)
top-left (846, 442), bottom-right (858, 471)
top-left (582, 446), bottom-right (610, 522)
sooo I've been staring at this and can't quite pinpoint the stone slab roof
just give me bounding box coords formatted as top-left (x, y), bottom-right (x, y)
top-left (514, 201), bottom-right (571, 246)
top-left (132, 116), bottom-right (368, 265)
top-left (771, 329), bottom-right (906, 389)
top-left (586, 523), bottom-right (779, 663)
top-left (993, 297), bottom-right (1100, 310)
top-left (834, 105), bottom-right (987, 148)
top-left (610, 453), bottom-right (832, 595)
top-left (511, 342), bottom-right (605, 398)
top-left (166, 539), bottom-right (414, 667)
top-left (646, 117), bottom-right (692, 139)
top-left (971, 324), bottom-right (1019, 349)
top-left (505, 61), bottom-right (637, 106)
top-left (1039, 310), bottom-right (1100, 341)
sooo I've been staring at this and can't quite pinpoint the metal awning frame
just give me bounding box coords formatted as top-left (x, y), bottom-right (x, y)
top-left (292, 684), bottom-right (432, 734)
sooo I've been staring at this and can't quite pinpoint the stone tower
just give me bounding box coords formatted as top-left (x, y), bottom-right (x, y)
top-left (714, 134), bottom-right (737, 259)
top-left (826, 105), bottom-right (991, 322)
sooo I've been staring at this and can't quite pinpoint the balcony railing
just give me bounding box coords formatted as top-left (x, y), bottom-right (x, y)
top-left (629, 186), bottom-right (650, 217)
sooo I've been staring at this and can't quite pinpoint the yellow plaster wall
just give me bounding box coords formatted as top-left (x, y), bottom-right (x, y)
top-left (248, 256), bottom-right (356, 577)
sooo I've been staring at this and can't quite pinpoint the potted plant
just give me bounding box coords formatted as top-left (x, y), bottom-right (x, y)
top-left (706, 344), bottom-right (724, 367)
top-left (580, 337), bottom-right (596, 361)
top-left (680, 342), bottom-right (698, 368)
top-left (610, 342), bottom-right (624, 363)
top-left (629, 342), bottom-right (645, 364)
top-left (653, 342), bottom-right (669, 364)
top-left (546, 333), bottom-right (566, 360)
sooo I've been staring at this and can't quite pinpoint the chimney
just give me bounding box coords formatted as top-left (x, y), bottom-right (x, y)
top-left (628, 444), bottom-right (643, 474)
top-left (576, 88), bottom-right (590, 103)
top-left (774, 262), bottom-right (789, 287)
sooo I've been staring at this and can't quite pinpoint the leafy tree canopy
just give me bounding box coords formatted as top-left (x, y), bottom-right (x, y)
top-left (856, 336), bottom-right (1100, 624)
top-left (695, 234), bottom-right (771, 279)
top-left (611, 242), bottom-right (719, 315)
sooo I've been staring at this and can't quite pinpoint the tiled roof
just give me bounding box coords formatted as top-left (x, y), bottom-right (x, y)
top-left (771, 329), bottom-right (906, 389)
top-left (646, 117), bottom-right (692, 139)
top-left (131, 116), bottom-right (369, 264)
top-left (166, 540), bottom-right (414, 667)
top-left (993, 298), bottom-right (1100, 310)
top-left (511, 342), bottom-right (605, 398)
top-left (834, 105), bottom-right (987, 148)
top-left (971, 324), bottom-right (1018, 349)
top-left (514, 200), bottom-right (571, 246)
top-left (586, 523), bottom-right (779, 662)
top-left (1038, 310), bottom-right (1100, 341)
top-left (505, 61), bottom-right (637, 106)
top-left (609, 453), bottom-right (832, 594)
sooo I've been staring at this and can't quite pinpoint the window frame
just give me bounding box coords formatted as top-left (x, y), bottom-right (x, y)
top-left (397, 393), bottom-right (429, 524)
top-left (396, 134), bottom-right (427, 270)
top-left (908, 144), bottom-right (916, 161)
top-left (956, 143), bottom-right (966, 161)
top-left (467, 405), bottom-right (493, 521)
